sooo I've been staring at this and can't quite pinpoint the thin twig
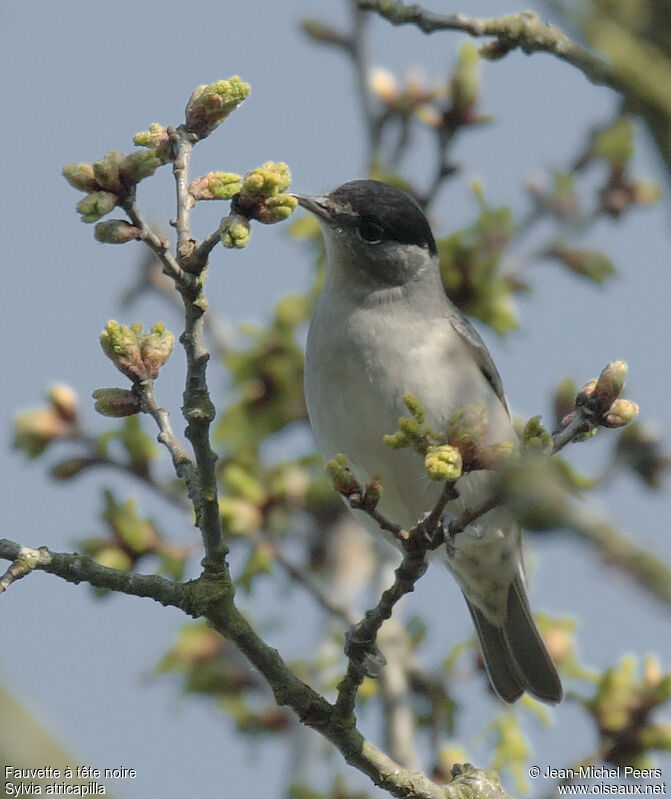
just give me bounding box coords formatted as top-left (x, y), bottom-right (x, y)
top-left (359, 2), bottom-right (624, 95)
top-left (135, 381), bottom-right (198, 489)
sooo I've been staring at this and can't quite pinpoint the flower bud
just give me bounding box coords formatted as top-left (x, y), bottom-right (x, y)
top-left (184, 76), bottom-right (250, 138)
top-left (94, 219), bottom-right (141, 244)
top-left (220, 214), bottom-right (250, 248)
top-left (450, 42), bottom-right (480, 113)
top-left (76, 191), bottom-right (118, 223)
top-left (602, 399), bottom-right (639, 428)
top-left (362, 477), bottom-right (383, 510)
top-left (62, 162), bottom-right (99, 192)
top-left (325, 454), bottom-right (360, 497)
top-left (240, 161), bottom-right (292, 200)
top-left (140, 323), bottom-right (174, 379)
top-left (121, 150), bottom-right (162, 184)
top-left (100, 321), bottom-right (145, 382)
top-left (300, 19), bottom-right (348, 46)
top-left (403, 393), bottom-right (426, 423)
top-left (189, 172), bottom-right (242, 201)
top-left (425, 445), bottom-right (463, 481)
top-left (92, 150), bottom-right (125, 193)
top-left (13, 408), bottom-right (73, 458)
top-left (47, 383), bottom-right (79, 422)
top-left (50, 457), bottom-right (95, 480)
top-left (521, 415), bottom-right (553, 454)
top-left (594, 360), bottom-right (628, 409)
top-left (92, 387), bottom-right (142, 417)
top-left (252, 193), bottom-right (298, 224)
top-left (133, 123), bottom-right (172, 162)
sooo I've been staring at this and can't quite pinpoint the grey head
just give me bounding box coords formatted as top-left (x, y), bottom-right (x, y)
top-left (294, 180), bottom-right (438, 289)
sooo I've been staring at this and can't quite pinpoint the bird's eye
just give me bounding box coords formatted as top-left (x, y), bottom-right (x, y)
top-left (356, 220), bottom-right (384, 244)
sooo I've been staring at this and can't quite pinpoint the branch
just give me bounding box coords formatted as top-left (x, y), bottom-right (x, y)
top-left (0, 536), bottom-right (509, 798)
top-left (333, 543), bottom-right (428, 721)
top-left (359, 2), bottom-right (625, 95)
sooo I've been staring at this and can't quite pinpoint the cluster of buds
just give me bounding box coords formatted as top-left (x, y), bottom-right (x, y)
top-left (325, 454), bottom-right (383, 512)
top-left (184, 76), bottom-right (250, 139)
top-left (219, 162), bottom-right (297, 248)
top-left (13, 385), bottom-right (80, 458)
top-left (64, 148), bottom-right (163, 225)
top-left (133, 122), bottom-right (172, 163)
top-left (384, 395), bottom-right (515, 482)
top-left (561, 361), bottom-right (639, 430)
top-left (99, 321), bottom-right (174, 384)
top-left (368, 67), bottom-right (439, 118)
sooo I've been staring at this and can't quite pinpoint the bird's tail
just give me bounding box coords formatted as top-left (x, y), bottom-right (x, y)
top-left (465, 575), bottom-right (563, 704)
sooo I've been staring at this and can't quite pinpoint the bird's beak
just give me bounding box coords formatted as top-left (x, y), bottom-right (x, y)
top-left (292, 193), bottom-right (333, 223)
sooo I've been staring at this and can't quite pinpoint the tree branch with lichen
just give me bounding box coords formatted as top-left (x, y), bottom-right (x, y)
top-left (358, 1), bottom-right (624, 95)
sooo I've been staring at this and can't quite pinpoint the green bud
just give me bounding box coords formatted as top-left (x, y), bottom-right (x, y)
top-left (92, 150), bottom-right (125, 193)
top-left (398, 416), bottom-right (421, 440)
top-left (133, 123), bottom-right (172, 162)
top-left (62, 162), bottom-right (99, 193)
top-left (594, 360), bottom-right (628, 409)
top-left (100, 321), bottom-right (172, 383)
top-left (549, 246), bottom-right (615, 284)
top-left (76, 191), bottom-right (118, 223)
top-left (220, 214), bottom-right (250, 248)
top-left (383, 431), bottom-right (409, 449)
top-left (402, 393), bottom-right (426, 423)
top-left (602, 399), bottom-right (639, 428)
top-left (451, 42), bottom-right (480, 112)
top-left (241, 161), bottom-right (292, 199)
top-left (184, 76), bottom-right (250, 138)
top-left (95, 546), bottom-right (133, 571)
top-left (362, 477), bottom-right (383, 510)
top-left (425, 445), bottom-right (463, 481)
top-left (100, 321), bottom-right (145, 382)
top-left (94, 219), bottom-right (141, 244)
top-left (252, 193), bottom-right (298, 224)
top-left (190, 171), bottom-right (242, 201)
top-left (300, 19), bottom-right (347, 46)
top-left (522, 415), bottom-right (553, 454)
top-left (121, 150), bottom-right (162, 184)
top-left (92, 387), bottom-right (142, 417)
top-left (325, 453), bottom-right (360, 497)
top-left (140, 322), bottom-right (174, 380)
top-left (50, 457), bottom-right (95, 480)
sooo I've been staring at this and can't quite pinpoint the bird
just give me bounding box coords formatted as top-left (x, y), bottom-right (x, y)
top-left (295, 179), bottom-right (562, 704)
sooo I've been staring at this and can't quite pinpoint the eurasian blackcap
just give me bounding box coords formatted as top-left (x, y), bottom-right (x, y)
top-left (296, 179), bottom-right (562, 704)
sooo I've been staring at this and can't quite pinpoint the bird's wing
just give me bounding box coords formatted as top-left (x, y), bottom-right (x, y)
top-left (446, 305), bottom-right (510, 416)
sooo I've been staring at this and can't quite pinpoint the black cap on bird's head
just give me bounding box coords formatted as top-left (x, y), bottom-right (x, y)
top-left (294, 180), bottom-right (437, 257)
